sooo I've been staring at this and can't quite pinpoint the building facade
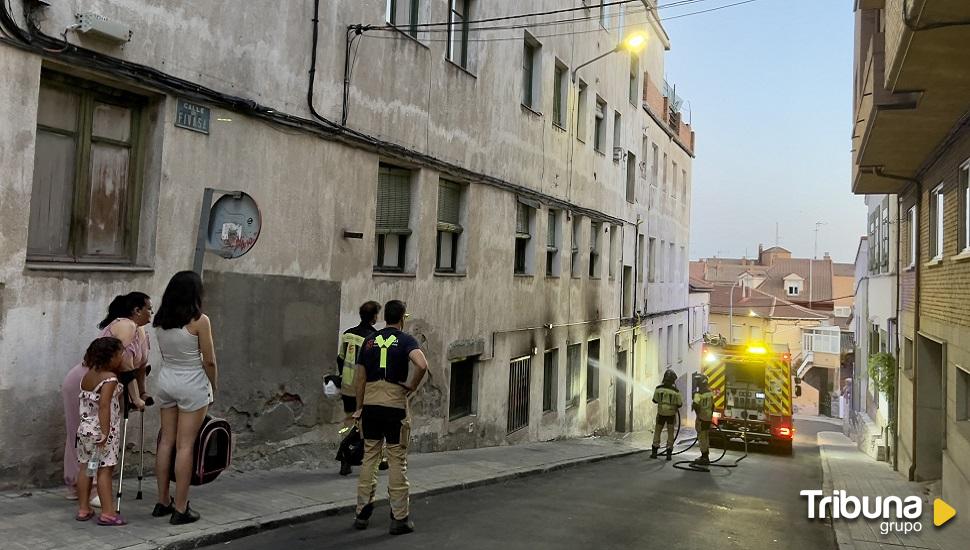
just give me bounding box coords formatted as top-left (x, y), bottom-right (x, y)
top-left (0, 1), bottom-right (695, 486)
top-left (852, 0), bottom-right (970, 514)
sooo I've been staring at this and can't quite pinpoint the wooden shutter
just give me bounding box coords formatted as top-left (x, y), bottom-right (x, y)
top-left (27, 85), bottom-right (80, 259)
top-left (376, 166), bottom-right (411, 233)
top-left (437, 181), bottom-right (462, 232)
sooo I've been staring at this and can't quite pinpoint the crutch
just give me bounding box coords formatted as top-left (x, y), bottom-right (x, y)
top-left (136, 364), bottom-right (151, 500)
top-left (116, 390), bottom-right (131, 514)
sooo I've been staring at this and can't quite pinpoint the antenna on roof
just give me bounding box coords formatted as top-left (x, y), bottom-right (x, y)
top-left (775, 222), bottom-right (780, 247)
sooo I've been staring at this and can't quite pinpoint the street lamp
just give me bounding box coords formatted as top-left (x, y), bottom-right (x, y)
top-left (728, 280), bottom-right (742, 343)
top-left (572, 31), bottom-right (649, 82)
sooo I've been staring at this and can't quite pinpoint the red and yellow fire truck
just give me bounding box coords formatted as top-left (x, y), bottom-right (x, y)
top-left (699, 337), bottom-right (795, 454)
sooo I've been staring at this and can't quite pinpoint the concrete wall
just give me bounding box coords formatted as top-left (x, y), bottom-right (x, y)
top-left (0, 0), bottom-right (695, 487)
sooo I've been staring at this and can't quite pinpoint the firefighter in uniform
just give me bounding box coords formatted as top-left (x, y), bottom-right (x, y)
top-left (335, 301), bottom-right (382, 476)
top-left (650, 370), bottom-right (683, 461)
top-left (692, 374), bottom-right (716, 466)
top-left (353, 300), bottom-right (428, 535)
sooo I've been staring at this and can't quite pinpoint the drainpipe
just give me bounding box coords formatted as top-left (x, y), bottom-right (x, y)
top-left (893, 194), bottom-right (901, 471)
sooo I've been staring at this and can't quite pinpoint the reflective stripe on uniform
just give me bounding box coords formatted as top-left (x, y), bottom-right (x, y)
top-left (341, 333), bottom-right (366, 385)
top-left (375, 334), bottom-right (398, 370)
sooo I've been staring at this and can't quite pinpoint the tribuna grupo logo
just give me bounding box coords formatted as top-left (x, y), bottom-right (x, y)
top-left (801, 490), bottom-right (956, 535)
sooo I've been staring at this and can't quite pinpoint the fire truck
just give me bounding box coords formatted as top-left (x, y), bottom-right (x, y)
top-left (698, 337), bottom-right (795, 454)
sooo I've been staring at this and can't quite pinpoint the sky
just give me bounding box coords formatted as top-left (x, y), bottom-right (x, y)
top-left (661, 0), bottom-right (866, 263)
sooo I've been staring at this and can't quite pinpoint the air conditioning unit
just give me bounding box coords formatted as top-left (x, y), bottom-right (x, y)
top-left (613, 147), bottom-right (624, 162)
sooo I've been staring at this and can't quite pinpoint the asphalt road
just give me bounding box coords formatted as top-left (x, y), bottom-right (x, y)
top-left (211, 420), bottom-right (837, 550)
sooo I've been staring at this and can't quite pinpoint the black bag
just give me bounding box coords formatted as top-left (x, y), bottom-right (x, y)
top-left (159, 415), bottom-right (232, 486)
top-left (335, 425), bottom-right (364, 466)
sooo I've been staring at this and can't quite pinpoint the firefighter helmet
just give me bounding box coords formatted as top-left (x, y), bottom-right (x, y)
top-left (662, 369), bottom-right (678, 386)
top-left (695, 373), bottom-right (710, 392)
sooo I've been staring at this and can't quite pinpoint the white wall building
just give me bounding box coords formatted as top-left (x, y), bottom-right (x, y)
top-left (0, 0), bottom-right (695, 486)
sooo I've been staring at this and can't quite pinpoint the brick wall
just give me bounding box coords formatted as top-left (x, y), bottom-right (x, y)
top-left (643, 72), bottom-right (666, 122)
top-left (918, 125), bottom-right (970, 326)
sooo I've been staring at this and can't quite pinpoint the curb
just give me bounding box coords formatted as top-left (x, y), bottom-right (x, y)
top-left (152, 446), bottom-right (649, 550)
top-left (817, 433), bottom-right (857, 550)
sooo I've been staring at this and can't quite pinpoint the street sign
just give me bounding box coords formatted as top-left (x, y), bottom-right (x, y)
top-left (175, 99), bottom-right (210, 134)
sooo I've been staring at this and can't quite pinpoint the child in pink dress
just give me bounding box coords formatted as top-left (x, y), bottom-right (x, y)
top-left (75, 337), bottom-right (126, 525)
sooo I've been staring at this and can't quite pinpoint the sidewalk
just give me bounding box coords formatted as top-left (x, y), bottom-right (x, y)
top-left (818, 431), bottom-right (967, 550)
top-left (0, 434), bottom-right (652, 550)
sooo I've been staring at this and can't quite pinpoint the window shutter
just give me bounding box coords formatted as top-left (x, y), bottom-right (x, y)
top-left (437, 181), bottom-right (462, 232)
top-left (516, 203), bottom-right (531, 237)
top-left (547, 211), bottom-right (557, 248)
top-left (377, 166), bottom-right (411, 233)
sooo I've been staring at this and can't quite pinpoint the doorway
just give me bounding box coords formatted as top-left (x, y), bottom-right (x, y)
top-left (914, 335), bottom-right (945, 481)
top-left (616, 351), bottom-right (628, 432)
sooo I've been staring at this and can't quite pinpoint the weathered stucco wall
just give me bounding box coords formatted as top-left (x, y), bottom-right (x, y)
top-left (0, 0), bottom-right (693, 487)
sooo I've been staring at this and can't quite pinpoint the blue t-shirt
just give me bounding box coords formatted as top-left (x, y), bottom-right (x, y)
top-left (358, 327), bottom-right (420, 385)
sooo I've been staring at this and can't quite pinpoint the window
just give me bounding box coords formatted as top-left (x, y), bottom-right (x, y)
top-left (626, 151), bottom-right (636, 203)
top-left (787, 281), bottom-right (802, 296)
top-left (664, 325), bottom-right (674, 367)
top-left (514, 201), bottom-right (535, 275)
top-left (609, 225), bottom-right (620, 280)
top-left (907, 206), bottom-right (917, 268)
top-left (803, 328), bottom-right (840, 354)
top-left (961, 161), bottom-right (970, 252)
top-left (662, 153), bottom-right (668, 197)
top-left (637, 234), bottom-right (645, 283)
top-left (570, 216), bottom-right (581, 277)
top-left (599, 0), bottom-right (609, 28)
top-left (27, 73), bottom-right (146, 264)
top-left (629, 53), bottom-right (639, 105)
top-left (449, 359), bottom-right (475, 420)
top-left (668, 242), bottom-right (675, 282)
top-left (589, 222), bottom-right (601, 278)
top-left (657, 240), bottom-right (664, 283)
top-left (678, 323), bottom-right (685, 362)
top-left (587, 339), bottom-right (600, 401)
top-left (651, 144), bottom-right (660, 187)
top-left (682, 169), bottom-right (688, 206)
top-left (613, 111), bottom-right (622, 155)
top-left (904, 337), bottom-right (914, 373)
top-left (543, 349), bottom-right (558, 412)
top-left (671, 161), bottom-right (678, 199)
top-left (678, 246), bottom-right (685, 282)
top-left (566, 343), bottom-right (581, 407)
top-left (958, 365), bottom-right (970, 422)
top-left (448, 0), bottom-right (471, 69)
top-left (508, 356), bottom-right (531, 433)
top-left (436, 180), bottom-right (463, 273)
top-left (750, 324), bottom-right (762, 341)
top-left (375, 165), bottom-right (413, 272)
top-left (594, 97), bottom-right (606, 152)
top-left (868, 206), bottom-right (880, 273)
top-left (640, 136), bottom-right (649, 180)
top-left (931, 183), bottom-right (944, 260)
top-left (576, 80), bottom-right (588, 142)
top-left (834, 306), bottom-right (851, 318)
top-left (879, 201), bottom-right (889, 273)
top-left (386, 0), bottom-right (420, 38)
top-left (553, 61), bottom-right (567, 127)
top-left (547, 209), bottom-right (561, 277)
top-left (522, 35), bottom-right (540, 109)
top-left (647, 237), bottom-right (657, 283)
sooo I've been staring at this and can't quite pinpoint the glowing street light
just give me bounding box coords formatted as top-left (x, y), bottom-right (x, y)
top-left (572, 30), bottom-right (649, 81)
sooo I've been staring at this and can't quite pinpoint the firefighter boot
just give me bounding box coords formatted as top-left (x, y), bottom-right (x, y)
top-left (354, 503), bottom-right (374, 530)
top-left (695, 452), bottom-right (710, 466)
top-left (665, 448), bottom-right (672, 462)
top-left (650, 446), bottom-right (659, 459)
top-left (389, 514), bottom-right (415, 535)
